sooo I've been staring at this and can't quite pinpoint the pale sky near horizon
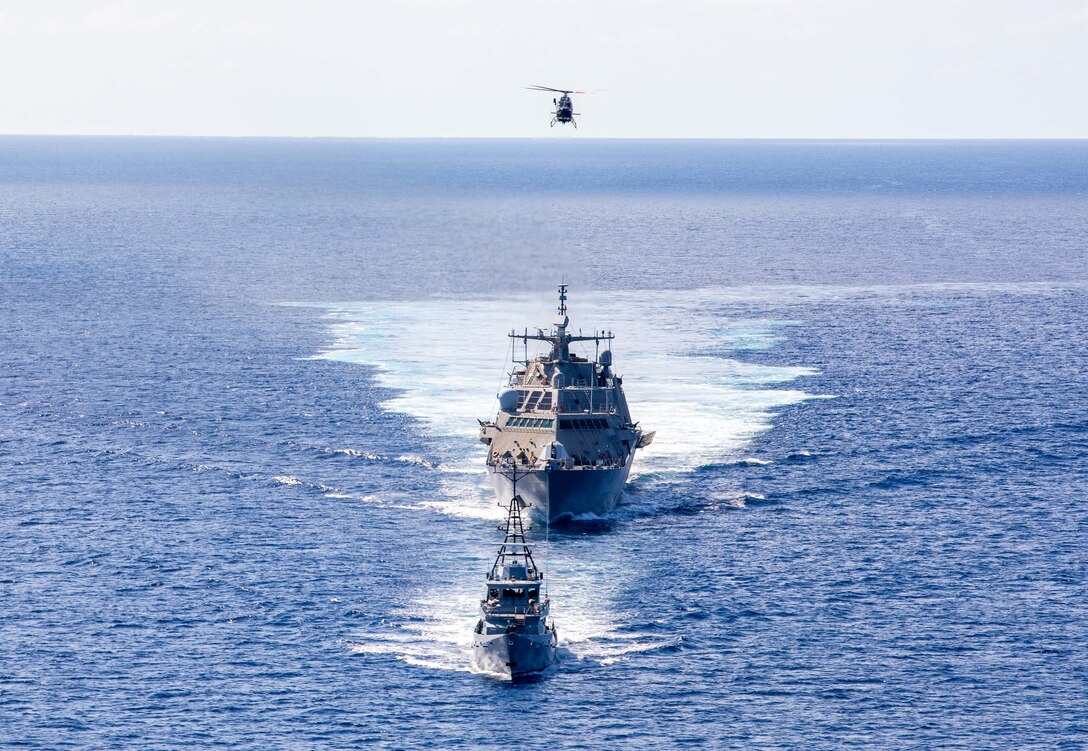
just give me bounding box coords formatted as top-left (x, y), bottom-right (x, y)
top-left (1, 0), bottom-right (1085, 138)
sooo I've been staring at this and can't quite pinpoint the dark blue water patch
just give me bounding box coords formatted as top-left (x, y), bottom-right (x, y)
top-left (866, 469), bottom-right (948, 490)
top-left (548, 517), bottom-right (617, 535)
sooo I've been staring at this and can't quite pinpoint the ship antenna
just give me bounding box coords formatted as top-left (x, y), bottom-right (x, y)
top-left (557, 282), bottom-right (567, 317)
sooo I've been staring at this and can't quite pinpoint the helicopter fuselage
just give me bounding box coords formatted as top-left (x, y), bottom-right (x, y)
top-left (552, 95), bottom-right (575, 127)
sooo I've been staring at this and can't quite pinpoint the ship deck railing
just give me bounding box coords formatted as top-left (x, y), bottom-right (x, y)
top-left (484, 574), bottom-right (543, 583)
top-left (487, 457), bottom-right (628, 471)
top-left (508, 384), bottom-right (619, 413)
top-left (481, 603), bottom-right (549, 617)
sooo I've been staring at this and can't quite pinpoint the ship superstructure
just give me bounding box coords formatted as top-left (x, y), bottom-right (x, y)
top-left (478, 285), bottom-right (653, 522)
top-left (471, 468), bottom-right (557, 678)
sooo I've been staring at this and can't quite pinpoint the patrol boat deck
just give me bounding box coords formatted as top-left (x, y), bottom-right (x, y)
top-left (472, 468), bottom-right (557, 679)
top-left (478, 285), bottom-right (653, 523)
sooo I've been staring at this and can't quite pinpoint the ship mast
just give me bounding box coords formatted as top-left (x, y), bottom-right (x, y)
top-left (489, 468), bottom-right (542, 581)
top-left (508, 283), bottom-right (614, 365)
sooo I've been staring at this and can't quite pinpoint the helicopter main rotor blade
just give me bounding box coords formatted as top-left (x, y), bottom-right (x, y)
top-left (526, 84), bottom-right (604, 95)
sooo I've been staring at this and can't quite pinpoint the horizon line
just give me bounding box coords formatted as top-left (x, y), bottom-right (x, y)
top-left (2, 133), bottom-right (1087, 142)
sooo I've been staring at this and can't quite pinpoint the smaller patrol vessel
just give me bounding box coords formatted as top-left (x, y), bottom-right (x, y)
top-left (472, 467), bottom-right (557, 679)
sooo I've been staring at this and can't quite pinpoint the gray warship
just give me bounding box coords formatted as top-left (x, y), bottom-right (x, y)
top-left (472, 469), bottom-right (557, 679)
top-left (479, 285), bottom-right (653, 523)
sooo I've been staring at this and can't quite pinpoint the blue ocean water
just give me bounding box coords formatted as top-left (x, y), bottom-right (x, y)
top-left (1, 137), bottom-right (1087, 749)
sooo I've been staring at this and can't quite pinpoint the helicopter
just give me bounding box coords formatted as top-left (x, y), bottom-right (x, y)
top-left (526, 85), bottom-right (595, 128)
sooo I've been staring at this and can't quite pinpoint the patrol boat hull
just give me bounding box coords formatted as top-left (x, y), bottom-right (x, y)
top-left (472, 630), bottom-right (557, 678)
top-left (487, 463), bottom-right (632, 523)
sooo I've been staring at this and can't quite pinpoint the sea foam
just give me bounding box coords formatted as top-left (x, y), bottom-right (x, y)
top-left (301, 289), bottom-right (822, 480)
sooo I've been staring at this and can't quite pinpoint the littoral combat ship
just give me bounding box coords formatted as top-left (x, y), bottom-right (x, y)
top-left (478, 285), bottom-right (653, 523)
top-left (472, 469), bottom-right (557, 678)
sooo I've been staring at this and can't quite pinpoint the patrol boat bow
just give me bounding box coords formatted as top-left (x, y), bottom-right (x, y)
top-left (479, 285), bottom-right (653, 523)
top-left (472, 468), bottom-right (557, 679)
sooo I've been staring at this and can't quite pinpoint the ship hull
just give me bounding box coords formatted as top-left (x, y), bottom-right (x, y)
top-left (472, 630), bottom-right (557, 678)
top-left (488, 464), bottom-right (632, 524)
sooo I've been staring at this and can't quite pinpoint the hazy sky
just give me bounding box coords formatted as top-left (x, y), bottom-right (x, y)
top-left (1, 0), bottom-right (1086, 138)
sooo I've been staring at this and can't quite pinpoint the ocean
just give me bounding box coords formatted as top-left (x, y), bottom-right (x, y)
top-left (1, 137), bottom-right (1086, 749)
